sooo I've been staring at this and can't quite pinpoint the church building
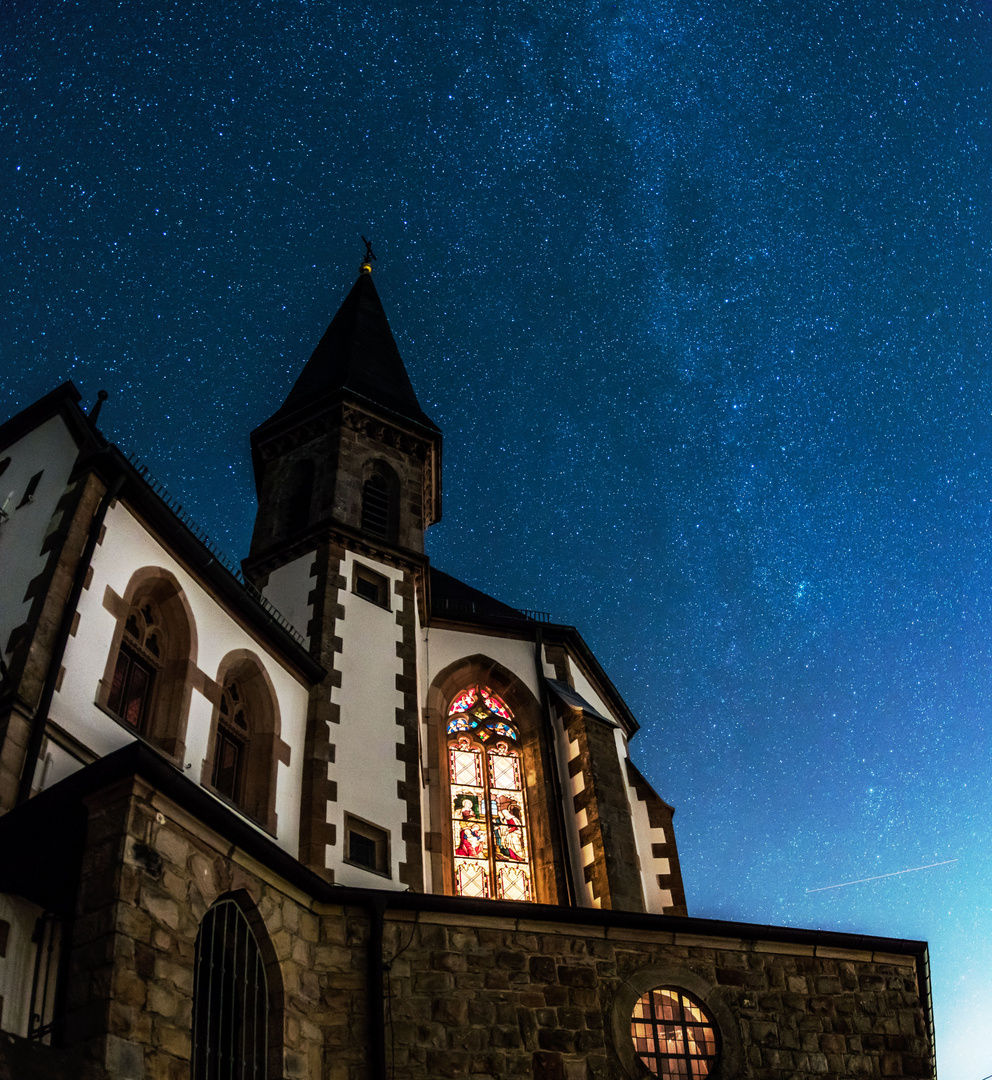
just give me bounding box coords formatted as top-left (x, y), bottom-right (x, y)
top-left (0, 257), bottom-right (936, 1078)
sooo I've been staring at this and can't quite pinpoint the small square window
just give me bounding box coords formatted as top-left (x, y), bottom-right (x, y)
top-left (344, 814), bottom-right (390, 877)
top-left (353, 564), bottom-right (390, 609)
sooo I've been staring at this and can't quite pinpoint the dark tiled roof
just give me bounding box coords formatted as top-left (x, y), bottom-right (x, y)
top-left (429, 567), bottom-right (531, 624)
top-left (262, 272), bottom-right (438, 434)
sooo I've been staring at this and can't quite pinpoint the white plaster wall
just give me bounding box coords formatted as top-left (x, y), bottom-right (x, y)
top-left (424, 628), bottom-right (541, 701)
top-left (0, 416), bottom-right (79, 661)
top-left (0, 893), bottom-right (44, 1037)
top-left (329, 551), bottom-right (408, 889)
top-left (261, 552), bottom-right (316, 647)
top-left (34, 736), bottom-right (87, 792)
top-left (615, 727), bottom-right (674, 914)
top-left (568, 662), bottom-right (622, 728)
top-left (49, 499), bottom-right (310, 854)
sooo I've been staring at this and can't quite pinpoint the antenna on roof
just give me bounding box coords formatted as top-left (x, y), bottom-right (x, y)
top-left (360, 236), bottom-right (377, 275)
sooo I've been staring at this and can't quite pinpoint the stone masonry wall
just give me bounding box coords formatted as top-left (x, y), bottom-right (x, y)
top-left (65, 779), bottom-right (355, 1080)
top-left (375, 912), bottom-right (932, 1080)
top-left (59, 777), bottom-right (932, 1080)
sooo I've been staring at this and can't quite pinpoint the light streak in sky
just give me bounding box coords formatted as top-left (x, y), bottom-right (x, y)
top-left (806, 859), bottom-right (959, 893)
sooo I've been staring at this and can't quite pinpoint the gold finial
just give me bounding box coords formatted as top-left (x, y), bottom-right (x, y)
top-left (360, 235), bottom-right (376, 274)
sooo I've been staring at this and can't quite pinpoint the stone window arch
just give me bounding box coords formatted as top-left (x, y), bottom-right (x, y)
top-left (426, 655), bottom-right (567, 905)
top-left (100, 568), bottom-right (196, 760)
top-left (360, 459), bottom-right (399, 542)
top-left (192, 891), bottom-right (283, 1080)
top-left (202, 652), bottom-right (288, 834)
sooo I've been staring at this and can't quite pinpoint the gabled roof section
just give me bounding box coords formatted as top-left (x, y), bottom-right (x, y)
top-left (427, 565), bottom-right (640, 735)
top-left (0, 380), bottom-right (98, 454)
top-left (259, 272), bottom-right (439, 436)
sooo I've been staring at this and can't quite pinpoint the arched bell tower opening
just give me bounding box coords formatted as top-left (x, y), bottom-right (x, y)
top-left (244, 267), bottom-right (441, 580)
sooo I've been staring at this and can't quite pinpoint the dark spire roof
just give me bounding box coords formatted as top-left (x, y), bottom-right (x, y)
top-left (262, 271), bottom-right (438, 434)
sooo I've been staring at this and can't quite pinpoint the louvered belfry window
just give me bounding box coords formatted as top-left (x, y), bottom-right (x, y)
top-left (192, 900), bottom-right (268, 1080)
top-left (361, 473), bottom-right (391, 538)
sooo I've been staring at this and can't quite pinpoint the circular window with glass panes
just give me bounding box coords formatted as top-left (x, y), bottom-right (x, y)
top-left (630, 986), bottom-right (719, 1078)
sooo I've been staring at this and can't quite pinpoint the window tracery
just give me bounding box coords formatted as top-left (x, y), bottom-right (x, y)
top-left (447, 685), bottom-right (533, 902)
top-left (102, 572), bottom-right (195, 760)
top-left (107, 600), bottom-right (164, 733)
top-left (212, 679), bottom-right (249, 802)
top-left (204, 654), bottom-right (283, 834)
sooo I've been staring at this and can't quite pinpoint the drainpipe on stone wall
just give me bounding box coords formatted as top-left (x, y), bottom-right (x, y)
top-left (366, 893), bottom-right (388, 1080)
top-left (16, 467), bottom-right (125, 806)
top-left (534, 624), bottom-right (576, 908)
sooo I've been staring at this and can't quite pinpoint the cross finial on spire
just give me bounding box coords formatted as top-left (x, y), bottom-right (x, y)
top-left (360, 236), bottom-right (377, 275)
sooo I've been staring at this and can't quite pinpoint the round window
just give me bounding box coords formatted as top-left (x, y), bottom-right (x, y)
top-left (630, 986), bottom-right (719, 1078)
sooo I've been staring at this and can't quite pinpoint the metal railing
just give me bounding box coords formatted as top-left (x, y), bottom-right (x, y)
top-left (124, 453), bottom-right (307, 646)
top-left (433, 597), bottom-right (551, 623)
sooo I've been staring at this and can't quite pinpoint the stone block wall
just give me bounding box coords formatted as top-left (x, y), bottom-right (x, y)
top-left (64, 778), bottom-right (343, 1080)
top-left (375, 913), bottom-right (932, 1080)
top-left (53, 772), bottom-right (933, 1080)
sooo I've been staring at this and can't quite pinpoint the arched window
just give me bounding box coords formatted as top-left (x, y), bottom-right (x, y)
top-left (107, 599), bottom-right (163, 732)
top-left (360, 461), bottom-right (399, 542)
top-left (212, 678), bottom-right (250, 803)
top-left (102, 571), bottom-right (196, 760)
top-left (192, 899), bottom-right (268, 1080)
top-left (447, 685), bottom-right (533, 901)
top-left (204, 654), bottom-right (284, 833)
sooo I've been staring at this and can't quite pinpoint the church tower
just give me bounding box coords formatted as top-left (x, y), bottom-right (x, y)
top-left (244, 256), bottom-right (440, 885)
top-left (245, 257), bottom-right (441, 572)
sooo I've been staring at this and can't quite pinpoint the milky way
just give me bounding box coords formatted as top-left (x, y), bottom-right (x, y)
top-left (2, 2), bottom-right (990, 1073)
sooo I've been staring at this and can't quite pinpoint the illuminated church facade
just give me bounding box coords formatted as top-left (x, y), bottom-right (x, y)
top-left (0, 262), bottom-right (936, 1078)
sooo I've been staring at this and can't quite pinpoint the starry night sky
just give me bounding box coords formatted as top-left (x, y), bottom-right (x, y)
top-left (2, 1), bottom-right (990, 1073)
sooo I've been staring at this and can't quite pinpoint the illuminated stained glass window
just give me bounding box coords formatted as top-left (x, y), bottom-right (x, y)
top-left (631, 988), bottom-right (718, 1078)
top-left (447, 686), bottom-right (532, 902)
top-left (448, 687), bottom-right (479, 714)
top-left (481, 688), bottom-right (512, 720)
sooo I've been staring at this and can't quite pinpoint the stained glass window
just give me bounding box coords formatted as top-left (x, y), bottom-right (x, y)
top-left (631, 988), bottom-right (718, 1078)
top-left (447, 686), bottom-right (533, 902)
top-left (480, 688), bottom-right (512, 720)
top-left (448, 687), bottom-right (479, 714)
top-left (447, 716), bottom-right (478, 734)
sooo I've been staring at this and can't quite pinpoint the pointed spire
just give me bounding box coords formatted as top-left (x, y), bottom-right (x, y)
top-left (262, 270), bottom-right (437, 434)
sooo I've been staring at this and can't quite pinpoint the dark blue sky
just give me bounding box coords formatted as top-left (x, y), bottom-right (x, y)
top-left (2, 2), bottom-right (990, 1073)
